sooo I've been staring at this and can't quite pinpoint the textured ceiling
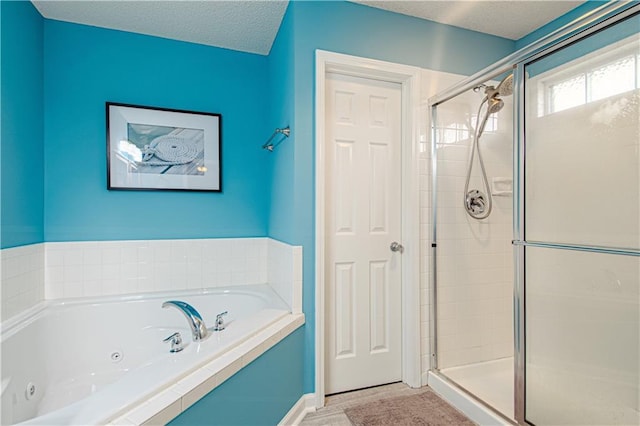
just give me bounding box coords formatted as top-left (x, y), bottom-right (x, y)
top-left (353, 1), bottom-right (585, 40)
top-left (32, 1), bottom-right (585, 55)
top-left (32, 0), bottom-right (289, 55)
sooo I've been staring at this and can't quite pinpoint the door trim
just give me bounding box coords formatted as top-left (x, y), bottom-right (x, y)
top-left (315, 50), bottom-right (421, 408)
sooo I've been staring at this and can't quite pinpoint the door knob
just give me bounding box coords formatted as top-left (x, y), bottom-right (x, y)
top-left (390, 242), bottom-right (404, 253)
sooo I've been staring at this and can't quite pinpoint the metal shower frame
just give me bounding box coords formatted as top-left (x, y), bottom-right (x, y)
top-left (428, 2), bottom-right (640, 424)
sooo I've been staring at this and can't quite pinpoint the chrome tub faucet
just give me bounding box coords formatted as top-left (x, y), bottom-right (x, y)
top-left (162, 300), bottom-right (209, 341)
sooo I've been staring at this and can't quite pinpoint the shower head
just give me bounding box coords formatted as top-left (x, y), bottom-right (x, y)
top-left (482, 73), bottom-right (514, 100)
top-left (487, 97), bottom-right (504, 114)
top-left (496, 73), bottom-right (513, 97)
top-left (476, 97), bottom-right (503, 137)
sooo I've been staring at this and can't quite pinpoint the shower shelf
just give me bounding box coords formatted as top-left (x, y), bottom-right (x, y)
top-left (492, 177), bottom-right (513, 196)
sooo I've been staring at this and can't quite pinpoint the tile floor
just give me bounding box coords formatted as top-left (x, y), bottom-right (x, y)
top-left (299, 382), bottom-right (439, 425)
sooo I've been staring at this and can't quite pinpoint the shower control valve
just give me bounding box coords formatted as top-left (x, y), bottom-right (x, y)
top-left (465, 189), bottom-right (490, 219)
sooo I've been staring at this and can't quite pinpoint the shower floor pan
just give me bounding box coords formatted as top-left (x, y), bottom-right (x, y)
top-left (440, 357), bottom-right (514, 420)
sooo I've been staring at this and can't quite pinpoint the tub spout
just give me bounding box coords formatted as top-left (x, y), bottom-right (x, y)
top-left (162, 301), bottom-right (209, 341)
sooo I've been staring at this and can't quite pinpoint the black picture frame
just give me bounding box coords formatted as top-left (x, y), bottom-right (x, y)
top-left (106, 102), bottom-right (222, 191)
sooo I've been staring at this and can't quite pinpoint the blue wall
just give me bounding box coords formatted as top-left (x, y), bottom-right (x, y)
top-left (266, 5), bottom-right (296, 242)
top-left (515, 1), bottom-right (611, 50)
top-left (169, 327), bottom-right (304, 425)
top-left (43, 20), bottom-right (272, 242)
top-left (0, 0), bottom-right (44, 248)
top-left (268, 0), bottom-right (517, 393)
top-left (526, 12), bottom-right (640, 77)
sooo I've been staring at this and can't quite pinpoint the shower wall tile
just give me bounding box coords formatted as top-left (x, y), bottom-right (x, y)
top-left (0, 243), bottom-right (45, 321)
top-left (419, 69), bottom-right (470, 381)
top-left (431, 83), bottom-right (515, 370)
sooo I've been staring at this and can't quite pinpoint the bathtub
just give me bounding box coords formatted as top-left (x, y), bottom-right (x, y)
top-left (1, 284), bottom-right (304, 425)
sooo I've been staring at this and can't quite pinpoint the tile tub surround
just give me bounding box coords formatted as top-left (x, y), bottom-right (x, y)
top-left (0, 244), bottom-right (45, 321)
top-left (268, 239), bottom-right (303, 314)
top-left (0, 238), bottom-right (301, 322)
top-left (43, 237), bottom-right (301, 310)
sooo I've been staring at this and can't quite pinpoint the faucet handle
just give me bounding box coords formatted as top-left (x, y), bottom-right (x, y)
top-left (163, 332), bottom-right (184, 353)
top-left (213, 311), bottom-right (228, 331)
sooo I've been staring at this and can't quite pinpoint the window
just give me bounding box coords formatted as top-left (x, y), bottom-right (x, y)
top-left (588, 55), bottom-right (637, 101)
top-left (541, 37), bottom-right (640, 115)
top-left (548, 74), bottom-right (586, 113)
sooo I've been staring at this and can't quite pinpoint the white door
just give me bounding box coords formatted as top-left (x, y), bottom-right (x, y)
top-left (325, 72), bottom-right (403, 394)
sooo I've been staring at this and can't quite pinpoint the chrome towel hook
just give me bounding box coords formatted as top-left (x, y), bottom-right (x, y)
top-left (262, 126), bottom-right (291, 151)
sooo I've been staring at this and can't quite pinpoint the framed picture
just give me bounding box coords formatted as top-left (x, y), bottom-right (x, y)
top-left (106, 102), bottom-right (221, 191)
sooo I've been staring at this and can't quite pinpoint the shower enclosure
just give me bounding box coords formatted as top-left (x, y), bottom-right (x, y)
top-left (429, 3), bottom-right (639, 425)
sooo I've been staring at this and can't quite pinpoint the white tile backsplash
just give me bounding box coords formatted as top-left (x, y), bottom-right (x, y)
top-left (0, 243), bottom-right (45, 321)
top-left (45, 238), bottom-right (260, 299)
top-left (1, 238), bottom-right (301, 321)
top-left (268, 239), bottom-right (303, 314)
top-left (42, 238), bottom-right (300, 308)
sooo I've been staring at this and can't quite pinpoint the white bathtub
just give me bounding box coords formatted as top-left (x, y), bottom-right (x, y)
top-left (1, 284), bottom-right (304, 425)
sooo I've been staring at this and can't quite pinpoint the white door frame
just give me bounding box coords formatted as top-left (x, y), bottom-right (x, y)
top-left (315, 50), bottom-right (422, 408)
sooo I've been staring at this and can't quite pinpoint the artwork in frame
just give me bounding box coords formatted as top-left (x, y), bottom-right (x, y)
top-left (106, 102), bottom-right (221, 191)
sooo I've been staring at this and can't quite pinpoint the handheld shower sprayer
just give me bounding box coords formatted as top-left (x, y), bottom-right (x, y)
top-left (464, 73), bottom-right (513, 220)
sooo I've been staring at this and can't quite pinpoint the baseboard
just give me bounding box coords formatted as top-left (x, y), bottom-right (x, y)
top-left (279, 393), bottom-right (316, 425)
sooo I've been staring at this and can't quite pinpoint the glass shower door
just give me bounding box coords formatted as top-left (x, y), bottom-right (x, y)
top-left (432, 73), bottom-right (515, 419)
top-left (523, 12), bottom-right (640, 425)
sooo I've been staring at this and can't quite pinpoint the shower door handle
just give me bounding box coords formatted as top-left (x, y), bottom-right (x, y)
top-left (390, 242), bottom-right (404, 253)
